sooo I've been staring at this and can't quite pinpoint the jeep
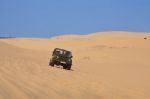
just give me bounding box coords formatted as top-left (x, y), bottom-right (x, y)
top-left (49, 48), bottom-right (72, 70)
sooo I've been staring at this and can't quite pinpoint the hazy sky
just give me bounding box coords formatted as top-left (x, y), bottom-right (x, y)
top-left (0, 0), bottom-right (150, 37)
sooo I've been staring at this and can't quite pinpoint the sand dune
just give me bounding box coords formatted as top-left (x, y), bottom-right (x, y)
top-left (0, 32), bottom-right (150, 99)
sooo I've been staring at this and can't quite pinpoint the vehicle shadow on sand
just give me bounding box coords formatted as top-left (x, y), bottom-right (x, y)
top-left (49, 65), bottom-right (74, 71)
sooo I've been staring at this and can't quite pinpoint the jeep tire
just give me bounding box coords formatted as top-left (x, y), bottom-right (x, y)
top-left (63, 64), bottom-right (72, 70)
top-left (66, 64), bottom-right (72, 70)
top-left (49, 60), bottom-right (54, 67)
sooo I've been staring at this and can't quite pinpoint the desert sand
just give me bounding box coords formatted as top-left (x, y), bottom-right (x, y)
top-left (0, 32), bottom-right (150, 99)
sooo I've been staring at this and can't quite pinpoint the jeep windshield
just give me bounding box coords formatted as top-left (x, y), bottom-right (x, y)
top-left (53, 50), bottom-right (72, 58)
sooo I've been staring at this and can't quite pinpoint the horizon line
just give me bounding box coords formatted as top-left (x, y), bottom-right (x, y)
top-left (0, 31), bottom-right (150, 38)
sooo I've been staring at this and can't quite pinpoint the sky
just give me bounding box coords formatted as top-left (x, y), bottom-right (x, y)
top-left (0, 0), bottom-right (150, 37)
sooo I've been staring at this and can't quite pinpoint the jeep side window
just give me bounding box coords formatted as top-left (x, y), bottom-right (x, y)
top-left (66, 52), bottom-right (71, 57)
top-left (60, 51), bottom-right (63, 54)
top-left (53, 50), bottom-right (60, 55)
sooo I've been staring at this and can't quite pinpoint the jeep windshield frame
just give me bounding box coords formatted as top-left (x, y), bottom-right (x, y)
top-left (53, 48), bottom-right (72, 58)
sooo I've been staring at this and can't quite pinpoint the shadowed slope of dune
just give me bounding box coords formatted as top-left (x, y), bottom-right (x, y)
top-left (0, 32), bottom-right (150, 99)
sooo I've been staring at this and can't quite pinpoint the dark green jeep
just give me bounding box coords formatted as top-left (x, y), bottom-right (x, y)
top-left (49, 48), bottom-right (73, 70)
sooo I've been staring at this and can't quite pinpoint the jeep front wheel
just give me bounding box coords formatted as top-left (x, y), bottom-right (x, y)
top-left (63, 64), bottom-right (72, 70)
top-left (49, 60), bottom-right (54, 67)
top-left (66, 64), bottom-right (72, 70)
